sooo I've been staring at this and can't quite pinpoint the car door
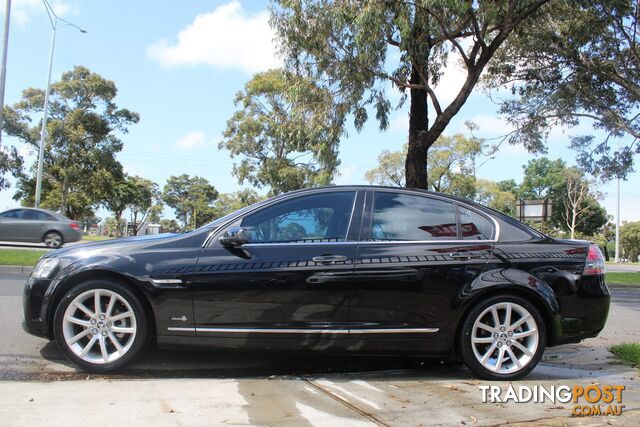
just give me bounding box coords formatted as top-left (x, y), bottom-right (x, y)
top-left (349, 190), bottom-right (495, 353)
top-left (0, 209), bottom-right (26, 241)
top-left (191, 190), bottom-right (362, 350)
top-left (19, 210), bottom-right (56, 243)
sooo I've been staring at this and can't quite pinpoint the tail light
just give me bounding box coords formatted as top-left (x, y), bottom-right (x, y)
top-left (69, 222), bottom-right (81, 231)
top-left (583, 244), bottom-right (605, 276)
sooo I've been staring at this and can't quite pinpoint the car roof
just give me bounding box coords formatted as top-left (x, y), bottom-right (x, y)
top-left (276, 185), bottom-right (485, 207)
top-left (2, 207), bottom-right (67, 220)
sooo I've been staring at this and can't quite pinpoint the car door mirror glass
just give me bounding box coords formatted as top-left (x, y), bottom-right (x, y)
top-left (219, 226), bottom-right (249, 247)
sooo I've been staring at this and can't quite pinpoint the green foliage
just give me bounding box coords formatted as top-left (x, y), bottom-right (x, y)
top-left (220, 69), bottom-right (343, 195)
top-left (126, 176), bottom-right (161, 235)
top-left (518, 158), bottom-right (567, 200)
top-left (485, 0), bottom-right (640, 179)
top-left (365, 149), bottom-right (407, 187)
top-left (365, 134), bottom-right (481, 197)
top-left (211, 189), bottom-right (263, 220)
top-left (519, 158), bottom-right (607, 236)
top-left (620, 221), bottom-right (640, 262)
top-left (160, 219), bottom-right (181, 234)
top-left (272, 0), bottom-right (551, 187)
top-left (104, 216), bottom-right (126, 237)
top-left (0, 145), bottom-right (24, 191)
top-left (4, 66), bottom-right (139, 219)
top-left (475, 179), bottom-right (516, 216)
top-left (162, 174), bottom-right (219, 229)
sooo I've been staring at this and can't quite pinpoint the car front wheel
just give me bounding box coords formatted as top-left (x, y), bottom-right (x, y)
top-left (458, 295), bottom-right (546, 380)
top-left (53, 280), bottom-right (149, 372)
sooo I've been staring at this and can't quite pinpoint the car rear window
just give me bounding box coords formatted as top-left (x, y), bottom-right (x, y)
top-left (458, 206), bottom-right (494, 240)
top-left (369, 192), bottom-right (457, 241)
top-left (22, 210), bottom-right (56, 221)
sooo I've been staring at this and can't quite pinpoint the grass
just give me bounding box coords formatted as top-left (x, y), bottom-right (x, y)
top-left (0, 249), bottom-right (47, 266)
top-left (605, 272), bottom-right (640, 286)
top-left (610, 343), bottom-right (640, 367)
top-left (81, 235), bottom-right (113, 242)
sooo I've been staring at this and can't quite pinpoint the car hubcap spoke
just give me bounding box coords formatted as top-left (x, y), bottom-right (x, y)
top-left (471, 302), bottom-right (539, 374)
top-left (61, 288), bottom-right (137, 365)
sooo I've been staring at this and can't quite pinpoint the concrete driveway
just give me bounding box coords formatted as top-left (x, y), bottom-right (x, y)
top-left (1, 272), bottom-right (638, 426)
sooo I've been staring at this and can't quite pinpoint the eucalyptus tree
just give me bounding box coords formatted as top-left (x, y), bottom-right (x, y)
top-left (4, 66), bottom-right (139, 218)
top-left (220, 69), bottom-right (344, 195)
top-left (485, 0), bottom-right (640, 179)
top-left (272, 0), bottom-right (551, 188)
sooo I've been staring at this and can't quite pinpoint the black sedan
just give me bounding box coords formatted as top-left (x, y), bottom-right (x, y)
top-left (22, 186), bottom-right (609, 380)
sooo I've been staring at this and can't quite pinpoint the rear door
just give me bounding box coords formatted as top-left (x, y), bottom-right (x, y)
top-left (19, 210), bottom-right (57, 242)
top-left (191, 190), bottom-right (362, 349)
top-left (349, 190), bottom-right (495, 352)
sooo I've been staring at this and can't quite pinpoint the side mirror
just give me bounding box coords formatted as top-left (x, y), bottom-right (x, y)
top-left (219, 226), bottom-right (249, 247)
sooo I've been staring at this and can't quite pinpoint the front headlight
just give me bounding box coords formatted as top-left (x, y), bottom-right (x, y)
top-left (32, 258), bottom-right (59, 279)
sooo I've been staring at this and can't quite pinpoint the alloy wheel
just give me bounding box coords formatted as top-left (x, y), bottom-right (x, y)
top-left (470, 302), bottom-right (539, 374)
top-left (61, 289), bottom-right (137, 364)
top-left (44, 232), bottom-right (62, 248)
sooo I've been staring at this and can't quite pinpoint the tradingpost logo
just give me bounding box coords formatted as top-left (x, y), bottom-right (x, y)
top-left (479, 384), bottom-right (626, 416)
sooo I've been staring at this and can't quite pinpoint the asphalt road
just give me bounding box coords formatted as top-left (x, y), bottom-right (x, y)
top-left (1, 273), bottom-right (639, 425)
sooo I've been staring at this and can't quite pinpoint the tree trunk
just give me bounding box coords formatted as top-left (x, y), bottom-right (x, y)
top-left (405, 66), bottom-right (429, 189)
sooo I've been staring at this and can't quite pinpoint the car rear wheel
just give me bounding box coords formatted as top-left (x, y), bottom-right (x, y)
top-left (458, 295), bottom-right (546, 380)
top-left (43, 231), bottom-right (63, 248)
top-left (53, 280), bottom-right (149, 372)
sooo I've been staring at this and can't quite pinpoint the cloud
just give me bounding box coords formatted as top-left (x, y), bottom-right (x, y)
top-left (176, 130), bottom-right (206, 150)
top-left (146, 1), bottom-right (279, 74)
top-left (6, 0), bottom-right (72, 26)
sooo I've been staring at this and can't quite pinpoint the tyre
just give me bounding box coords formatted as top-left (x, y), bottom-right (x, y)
top-left (43, 231), bottom-right (63, 248)
top-left (53, 279), bottom-right (149, 372)
top-left (457, 294), bottom-right (546, 380)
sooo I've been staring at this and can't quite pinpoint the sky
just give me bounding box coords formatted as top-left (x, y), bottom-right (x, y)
top-left (0, 0), bottom-right (639, 223)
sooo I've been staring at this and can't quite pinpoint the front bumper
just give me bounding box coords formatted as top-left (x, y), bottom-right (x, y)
top-left (22, 275), bottom-right (54, 339)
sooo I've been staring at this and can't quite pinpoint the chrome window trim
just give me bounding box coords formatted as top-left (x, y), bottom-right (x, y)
top-left (202, 187), bottom-right (502, 247)
top-left (167, 327), bottom-right (439, 334)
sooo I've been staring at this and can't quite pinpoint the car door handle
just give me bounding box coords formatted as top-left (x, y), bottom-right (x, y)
top-left (312, 255), bottom-right (348, 264)
top-left (449, 252), bottom-right (481, 260)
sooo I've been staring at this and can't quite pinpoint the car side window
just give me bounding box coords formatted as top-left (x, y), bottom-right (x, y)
top-left (370, 192), bottom-right (457, 241)
top-left (0, 209), bottom-right (24, 219)
top-left (458, 206), bottom-right (493, 240)
top-left (22, 210), bottom-right (55, 221)
top-left (240, 192), bottom-right (356, 243)
top-left (458, 206), bottom-right (494, 240)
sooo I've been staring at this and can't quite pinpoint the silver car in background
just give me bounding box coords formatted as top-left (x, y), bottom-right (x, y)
top-left (0, 208), bottom-right (82, 248)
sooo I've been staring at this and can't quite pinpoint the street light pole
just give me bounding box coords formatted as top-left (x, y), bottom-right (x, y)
top-left (34, 0), bottom-right (86, 207)
top-left (0, 0), bottom-right (12, 148)
top-left (34, 25), bottom-right (56, 207)
top-left (615, 175), bottom-right (620, 262)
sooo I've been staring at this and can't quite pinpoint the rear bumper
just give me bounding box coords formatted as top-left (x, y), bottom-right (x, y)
top-left (62, 229), bottom-right (83, 243)
top-left (549, 274), bottom-right (610, 346)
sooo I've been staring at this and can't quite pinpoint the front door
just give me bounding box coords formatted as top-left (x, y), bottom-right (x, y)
top-left (0, 209), bottom-right (25, 241)
top-left (192, 190), bottom-right (361, 350)
top-left (349, 190), bottom-right (495, 353)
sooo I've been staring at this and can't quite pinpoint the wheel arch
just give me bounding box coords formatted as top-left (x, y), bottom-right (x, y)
top-left (45, 269), bottom-right (156, 340)
top-left (453, 283), bottom-right (559, 357)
